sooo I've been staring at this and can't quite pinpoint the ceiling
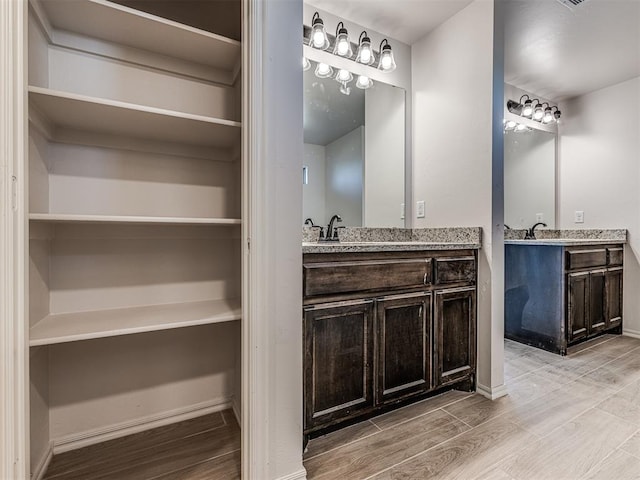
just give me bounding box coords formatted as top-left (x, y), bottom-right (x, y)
top-left (504, 0), bottom-right (640, 101)
top-left (306, 0), bottom-right (474, 45)
top-left (304, 64), bottom-right (365, 146)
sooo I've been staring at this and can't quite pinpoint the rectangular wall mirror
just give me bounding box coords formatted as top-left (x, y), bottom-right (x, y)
top-left (303, 60), bottom-right (406, 228)
top-left (504, 124), bottom-right (556, 229)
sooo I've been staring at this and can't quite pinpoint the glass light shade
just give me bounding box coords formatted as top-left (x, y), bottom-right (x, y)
top-left (355, 75), bottom-right (373, 89)
top-left (309, 13), bottom-right (330, 50)
top-left (314, 62), bottom-right (333, 79)
top-left (335, 69), bottom-right (353, 83)
top-left (533, 105), bottom-right (544, 121)
top-left (542, 107), bottom-right (554, 124)
top-left (554, 110), bottom-right (562, 122)
top-left (378, 45), bottom-right (396, 72)
top-left (522, 100), bottom-right (533, 117)
top-left (302, 57), bottom-right (311, 71)
top-left (515, 124), bottom-right (528, 132)
top-left (333, 24), bottom-right (353, 58)
top-left (505, 120), bottom-right (517, 130)
top-left (356, 33), bottom-right (375, 65)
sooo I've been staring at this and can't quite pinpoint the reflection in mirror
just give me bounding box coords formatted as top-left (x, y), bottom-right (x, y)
top-left (303, 60), bottom-right (405, 228)
top-left (504, 127), bottom-right (556, 229)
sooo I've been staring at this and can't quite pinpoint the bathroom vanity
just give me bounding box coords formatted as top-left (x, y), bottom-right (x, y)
top-left (505, 235), bottom-right (625, 355)
top-left (302, 230), bottom-right (480, 437)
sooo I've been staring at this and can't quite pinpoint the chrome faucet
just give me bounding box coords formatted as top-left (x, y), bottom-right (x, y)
top-left (325, 214), bottom-right (342, 241)
top-left (524, 222), bottom-right (547, 240)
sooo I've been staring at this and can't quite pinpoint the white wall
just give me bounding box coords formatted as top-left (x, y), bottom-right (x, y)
top-left (559, 76), bottom-right (640, 336)
top-left (325, 127), bottom-right (363, 227)
top-left (504, 129), bottom-right (556, 229)
top-left (302, 143), bottom-right (327, 226)
top-left (412, 0), bottom-right (504, 395)
top-left (365, 83), bottom-right (405, 227)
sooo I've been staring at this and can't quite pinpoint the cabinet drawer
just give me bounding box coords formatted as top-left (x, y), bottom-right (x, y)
top-left (434, 257), bottom-right (476, 285)
top-left (608, 247), bottom-right (624, 266)
top-left (304, 258), bottom-right (432, 297)
top-left (566, 249), bottom-right (607, 270)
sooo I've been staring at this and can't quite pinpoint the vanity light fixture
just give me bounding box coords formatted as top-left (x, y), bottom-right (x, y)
top-left (507, 96), bottom-right (562, 124)
top-left (302, 57), bottom-right (311, 71)
top-left (355, 31), bottom-right (375, 65)
top-left (355, 75), bottom-right (373, 89)
top-left (309, 12), bottom-right (330, 50)
top-left (333, 22), bottom-right (353, 57)
top-left (378, 39), bottom-right (396, 72)
top-left (314, 62), bottom-right (334, 79)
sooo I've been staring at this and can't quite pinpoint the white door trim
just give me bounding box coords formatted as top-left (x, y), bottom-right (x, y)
top-left (0, 0), bottom-right (29, 478)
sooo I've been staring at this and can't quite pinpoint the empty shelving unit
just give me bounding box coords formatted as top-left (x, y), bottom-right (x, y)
top-left (26, 0), bottom-right (243, 477)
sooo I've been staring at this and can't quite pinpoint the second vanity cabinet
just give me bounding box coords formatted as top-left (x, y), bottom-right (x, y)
top-left (303, 249), bottom-right (477, 435)
top-left (505, 242), bottom-right (624, 354)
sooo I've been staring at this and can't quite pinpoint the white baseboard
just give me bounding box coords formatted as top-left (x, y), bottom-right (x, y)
top-left (53, 397), bottom-right (232, 454)
top-left (276, 468), bottom-right (307, 480)
top-left (623, 329), bottom-right (640, 339)
top-left (476, 383), bottom-right (508, 400)
top-left (31, 442), bottom-right (53, 480)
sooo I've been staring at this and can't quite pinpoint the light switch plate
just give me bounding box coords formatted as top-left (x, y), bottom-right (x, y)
top-left (536, 213), bottom-right (544, 222)
top-left (416, 201), bottom-right (425, 218)
top-left (574, 210), bottom-right (584, 223)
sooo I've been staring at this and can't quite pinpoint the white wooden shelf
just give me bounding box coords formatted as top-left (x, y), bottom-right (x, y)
top-left (29, 87), bottom-right (241, 148)
top-left (29, 213), bottom-right (242, 226)
top-left (30, 298), bottom-right (241, 346)
top-left (37, 0), bottom-right (241, 81)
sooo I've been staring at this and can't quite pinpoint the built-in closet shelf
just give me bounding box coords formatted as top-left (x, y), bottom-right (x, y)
top-left (36, 0), bottom-right (241, 82)
top-left (29, 213), bottom-right (242, 226)
top-left (29, 298), bottom-right (242, 346)
top-left (29, 87), bottom-right (241, 148)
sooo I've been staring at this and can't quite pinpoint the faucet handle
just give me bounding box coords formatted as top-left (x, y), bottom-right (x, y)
top-left (333, 226), bottom-right (346, 239)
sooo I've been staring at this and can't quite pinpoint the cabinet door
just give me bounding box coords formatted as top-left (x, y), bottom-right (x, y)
top-left (434, 287), bottom-right (476, 387)
top-left (568, 272), bottom-right (589, 343)
top-left (304, 300), bottom-right (374, 431)
top-left (589, 270), bottom-right (607, 334)
top-left (605, 267), bottom-right (623, 329)
top-left (376, 292), bottom-right (432, 404)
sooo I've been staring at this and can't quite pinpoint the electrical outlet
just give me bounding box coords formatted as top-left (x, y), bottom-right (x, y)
top-left (574, 211), bottom-right (584, 223)
top-left (400, 203), bottom-right (405, 220)
top-left (416, 201), bottom-right (425, 218)
top-left (536, 213), bottom-right (544, 222)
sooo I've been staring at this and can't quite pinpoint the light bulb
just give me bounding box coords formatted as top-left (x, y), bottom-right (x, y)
top-left (314, 62), bottom-right (333, 79)
top-left (378, 40), bottom-right (396, 72)
top-left (542, 107), bottom-right (554, 124)
top-left (533, 105), bottom-right (544, 121)
top-left (335, 69), bottom-right (352, 83)
top-left (505, 120), bottom-right (517, 130)
top-left (356, 32), bottom-right (375, 65)
top-left (355, 75), bottom-right (373, 89)
top-left (515, 124), bottom-right (527, 132)
top-left (309, 12), bottom-right (329, 50)
top-left (302, 57), bottom-right (311, 71)
top-left (522, 100), bottom-right (533, 117)
top-left (333, 23), bottom-right (353, 58)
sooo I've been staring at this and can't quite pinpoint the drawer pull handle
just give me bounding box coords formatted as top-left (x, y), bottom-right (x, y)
top-left (423, 273), bottom-right (428, 285)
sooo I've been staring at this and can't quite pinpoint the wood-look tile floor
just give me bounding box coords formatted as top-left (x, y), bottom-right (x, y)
top-left (304, 334), bottom-right (640, 480)
top-left (43, 409), bottom-right (240, 480)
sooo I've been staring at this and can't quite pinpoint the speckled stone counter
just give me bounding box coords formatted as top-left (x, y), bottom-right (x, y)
top-left (302, 227), bottom-right (482, 253)
top-left (504, 228), bottom-right (626, 244)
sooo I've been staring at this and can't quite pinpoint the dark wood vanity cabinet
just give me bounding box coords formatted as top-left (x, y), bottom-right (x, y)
top-left (506, 243), bottom-right (624, 355)
top-left (566, 246), bottom-right (624, 343)
top-left (303, 249), bottom-right (477, 435)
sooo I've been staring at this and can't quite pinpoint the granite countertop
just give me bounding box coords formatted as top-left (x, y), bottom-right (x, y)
top-left (302, 227), bottom-right (482, 254)
top-left (504, 228), bottom-right (627, 247)
top-left (505, 238), bottom-right (626, 246)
